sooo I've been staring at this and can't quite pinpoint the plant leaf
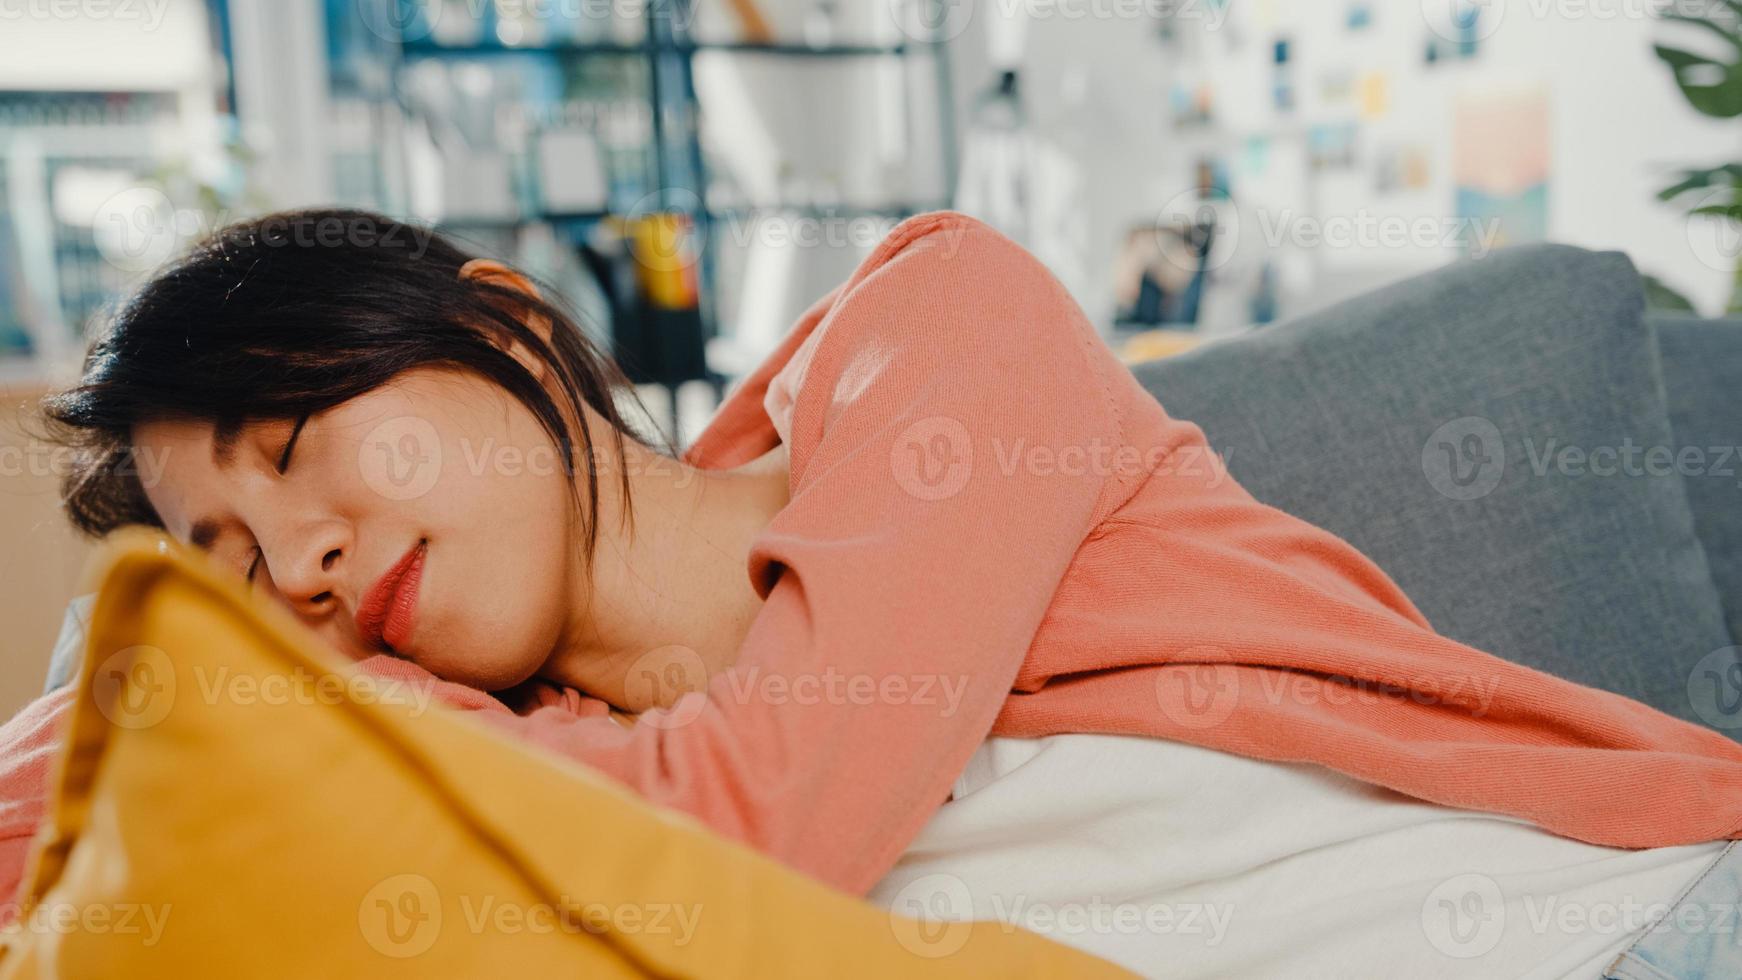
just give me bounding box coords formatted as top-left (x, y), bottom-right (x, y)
top-left (1642, 274), bottom-right (1698, 313)
top-left (1657, 164), bottom-right (1742, 201)
top-left (1654, 44), bottom-right (1742, 117)
top-left (1661, 172), bottom-right (1719, 200)
top-left (1661, 12), bottom-right (1742, 52)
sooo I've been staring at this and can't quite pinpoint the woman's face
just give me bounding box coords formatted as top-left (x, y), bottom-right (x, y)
top-left (133, 366), bottom-right (584, 691)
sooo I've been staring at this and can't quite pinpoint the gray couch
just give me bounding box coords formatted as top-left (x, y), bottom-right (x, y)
top-left (42, 244), bottom-right (1742, 737)
top-left (1133, 244), bottom-right (1741, 735)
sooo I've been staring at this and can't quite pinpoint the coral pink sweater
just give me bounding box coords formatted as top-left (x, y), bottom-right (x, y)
top-left (4, 212), bottom-right (1742, 910)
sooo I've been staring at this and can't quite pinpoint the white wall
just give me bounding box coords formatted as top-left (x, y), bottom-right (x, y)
top-left (685, 0), bottom-right (954, 363)
top-left (0, 0), bottom-right (211, 92)
top-left (942, 0), bottom-right (1742, 323)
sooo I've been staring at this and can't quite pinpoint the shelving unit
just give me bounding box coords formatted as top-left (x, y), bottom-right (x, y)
top-left (346, 0), bottom-right (959, 357)
top-left (0, 0), bottom-right (237, 382)
top-left (0, 94), bottom-right (215, 377)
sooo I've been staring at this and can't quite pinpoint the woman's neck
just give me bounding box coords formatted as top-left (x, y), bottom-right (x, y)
top-left (541, 435), bottom-right (790, 710)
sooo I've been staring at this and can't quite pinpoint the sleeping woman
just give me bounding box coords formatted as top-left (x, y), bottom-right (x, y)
top-left (3, 207), bottom-right (1741, 977)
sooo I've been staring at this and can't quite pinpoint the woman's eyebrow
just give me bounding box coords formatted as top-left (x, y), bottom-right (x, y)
top-left (210, 415), bottom-right (305, 472)
top-left (211, 419), bottom-right (244, 469)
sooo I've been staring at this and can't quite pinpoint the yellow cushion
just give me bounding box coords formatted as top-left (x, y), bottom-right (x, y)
top-left (0, 529), bottom-right (1129, 978)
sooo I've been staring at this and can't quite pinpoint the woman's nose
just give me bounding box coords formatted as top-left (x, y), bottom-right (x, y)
top-left (269, 524), bottom-right (350, 614)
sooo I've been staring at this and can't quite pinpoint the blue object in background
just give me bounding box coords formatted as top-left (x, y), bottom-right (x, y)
top-left (1272, 37), bottom-right (1295, 112)
top-left (1457, 1), bottom-right (1483, 57)
top-left (1455, 182), bottom-right (1548, 253)
top-left (1250, 261), bottom-right (1277, 325)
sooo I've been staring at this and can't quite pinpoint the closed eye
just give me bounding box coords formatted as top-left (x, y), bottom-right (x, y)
top-left (275, 414), bottom-right (309, 474)
top-left (244, 412), bottom-right (308, 587)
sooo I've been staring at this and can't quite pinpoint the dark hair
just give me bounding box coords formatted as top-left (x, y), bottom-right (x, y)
top-left (39, 207), bottom-right (669, 568)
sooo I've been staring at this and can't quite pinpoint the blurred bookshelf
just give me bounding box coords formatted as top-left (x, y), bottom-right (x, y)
top-left (0, 91), bottom-right (231, 384)
top-left (0, 1), bottom-right (961, 438)
top-left (327, 0), bottom-right (959, 434)
top-left (0, 0), bottom-right (238, 385)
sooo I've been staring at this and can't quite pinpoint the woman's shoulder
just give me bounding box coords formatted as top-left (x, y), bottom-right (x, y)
top-left (766, 211), bottom-right (1135, 505)
top-left (778, 210), bottom-right (1118, 414)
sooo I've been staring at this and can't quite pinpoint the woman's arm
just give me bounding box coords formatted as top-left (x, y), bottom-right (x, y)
top-left (0, 687), bottom-right (75, 916)
top-left (438, 214), bottom-right (1128, 894)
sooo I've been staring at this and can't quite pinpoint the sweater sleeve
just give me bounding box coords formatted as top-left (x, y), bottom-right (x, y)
top-left (469, 213), bottom-right (1125, 894)
top-left (0, 687), bottom-right (74, 921)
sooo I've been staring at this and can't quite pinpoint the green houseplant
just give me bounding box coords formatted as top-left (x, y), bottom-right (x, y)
top-left (1655, 1), bottom-right (1742, 312)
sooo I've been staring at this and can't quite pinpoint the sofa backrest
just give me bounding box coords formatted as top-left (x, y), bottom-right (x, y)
top-left (1131, 245), bottom-right (1737, 732)
top-left (1652, 314), bottom-right (1742, 645)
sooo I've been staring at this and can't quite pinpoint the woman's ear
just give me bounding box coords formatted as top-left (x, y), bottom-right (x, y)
top-left (459, 258), bottom-right (553, 381)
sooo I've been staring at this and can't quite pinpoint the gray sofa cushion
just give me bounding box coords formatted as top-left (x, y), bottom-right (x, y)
top-left (1653, 314), bottom-right (1742, 644)
top-left (1132, 244), bottom-right (1736, 732)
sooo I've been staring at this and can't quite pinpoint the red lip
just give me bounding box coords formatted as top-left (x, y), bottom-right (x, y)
top-left (356, 541), bottom-right (426, 653)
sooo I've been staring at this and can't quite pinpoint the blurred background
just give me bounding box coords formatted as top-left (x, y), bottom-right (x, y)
top-left (2, 0), bottom-right (1740, 716)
